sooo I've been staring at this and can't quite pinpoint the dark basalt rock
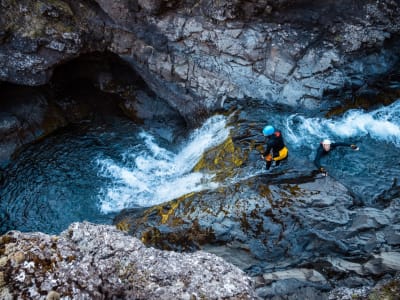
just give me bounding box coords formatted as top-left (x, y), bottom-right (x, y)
top-left (0, 0), bottom-right (400, 163)
top-left (1, 2), bottom-right (400, 298)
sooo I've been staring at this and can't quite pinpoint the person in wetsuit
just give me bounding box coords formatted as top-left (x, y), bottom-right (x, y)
top-left (314, 139), bottom-right (359, 175)
top-left (261, 125), bottom-right (288, 170)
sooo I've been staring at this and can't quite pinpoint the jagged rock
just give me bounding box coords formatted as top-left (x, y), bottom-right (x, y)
top-left (115, 142), bottom-right (400, 295)
top-left (1, 1), bottom-right (400, 298)
top-left (329, 274), bottom-right (400, 300)
top-left (1, 0), bottom-right (400, 163)
top-left (261, 269), bottom-right (327, 284)
top-left (1, 0), bottom-right (400, 114)
top-left (0, 222), bottom-right (257, 299)
top-left (117, 173), bottom-right (357, 264)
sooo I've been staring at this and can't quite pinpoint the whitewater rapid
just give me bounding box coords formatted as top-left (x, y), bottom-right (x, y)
top-left (96, 100), bottom-right (400, 213)
top-left (285, 99), bottom-right (400, 149)
top-left (96, 115), bottom-right (231, 213)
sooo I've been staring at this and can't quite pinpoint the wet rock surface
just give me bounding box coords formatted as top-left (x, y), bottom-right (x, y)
top-left (1, 0), bottom-right (400, 116)
top-left (1, 1), bottom-right (400, 299)
top-left (114, 133), bottom-right (400, 298)
top-left (1, 0), bottom-right (400, 164)
top-left (0, 222), bottom-right (256, 299)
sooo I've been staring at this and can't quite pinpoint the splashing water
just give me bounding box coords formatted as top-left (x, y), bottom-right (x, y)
top-left (286, 99), bottom-right (400, 148)
top-left (96, 115), bottom-right (231, 213)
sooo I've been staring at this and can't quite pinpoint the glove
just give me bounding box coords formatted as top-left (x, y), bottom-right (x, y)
top-left (350, 144), bottom-right (359, 150)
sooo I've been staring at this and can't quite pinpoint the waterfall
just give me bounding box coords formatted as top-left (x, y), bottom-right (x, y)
top-left (96, 115), bottom-right (231, 213)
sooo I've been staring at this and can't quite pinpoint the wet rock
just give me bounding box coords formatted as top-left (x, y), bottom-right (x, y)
top-left (120, 172), bottom-right (356, 264)
top-left (116, 144), bottom-right (400, 296)
top-left (0, 222), bottom-right (257, 299)
top-left (1, 0), bottom-right (399, 119)
top-left (0, 0), bottom-right (399, 162)
top-left (0, 85), bottom-right (68, 166)
top-left (255, 268), bottom-right (329, 299)
top-left (364, 252), bottom-right (400, 274)
top-left (262, 269), bottom-right (326, 284)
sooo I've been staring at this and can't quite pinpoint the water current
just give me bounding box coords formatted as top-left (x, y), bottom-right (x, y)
top-left (1, 99), bottom-right (400, 235)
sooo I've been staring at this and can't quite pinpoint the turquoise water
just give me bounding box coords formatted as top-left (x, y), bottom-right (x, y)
top-left (1, 99), bottom-right (399, 234)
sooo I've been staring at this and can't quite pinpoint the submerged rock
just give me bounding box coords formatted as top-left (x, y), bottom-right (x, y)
top-left (0, 222), bottom-right (257, 299)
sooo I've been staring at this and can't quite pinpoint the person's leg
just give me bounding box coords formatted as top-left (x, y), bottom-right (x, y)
top-left (265, 154), bottom-right (273, 170)
top-left (273, 147), bottom-right (288, 168)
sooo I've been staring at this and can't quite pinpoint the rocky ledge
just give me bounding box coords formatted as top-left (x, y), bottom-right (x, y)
top-left (1, 0), bottom-right (400, 166)
top-left (0, 222), bottom-right (256, 299)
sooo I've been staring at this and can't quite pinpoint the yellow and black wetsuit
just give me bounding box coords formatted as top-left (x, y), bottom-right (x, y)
top-left (263, 131), bottom-right (288, 170)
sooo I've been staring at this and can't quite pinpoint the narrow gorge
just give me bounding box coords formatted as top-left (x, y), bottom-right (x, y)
top-left (1, 0), bottom-right (400, 299)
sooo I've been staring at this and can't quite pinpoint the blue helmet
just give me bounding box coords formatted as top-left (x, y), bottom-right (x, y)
top-left (262, 125), bottom-right (275, 136)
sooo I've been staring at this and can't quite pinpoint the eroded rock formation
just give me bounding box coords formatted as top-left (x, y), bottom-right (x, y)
top-left (1, 1), bottom-right (400, 299)
top-left (1, 0), bottom-right (400, 112)
top-left (1, 0), bottom-right (400, 164)
top-left (0, 222), bottom-right (256, 299)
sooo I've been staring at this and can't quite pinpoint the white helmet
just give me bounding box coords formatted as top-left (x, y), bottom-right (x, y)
top-left (322, 139), bottom-right (332, 145)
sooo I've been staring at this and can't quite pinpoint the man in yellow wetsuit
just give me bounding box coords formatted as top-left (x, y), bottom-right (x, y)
top-left (261, 125), bottom-right (288, 170)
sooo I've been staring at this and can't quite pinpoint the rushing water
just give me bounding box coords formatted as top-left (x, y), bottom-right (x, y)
top-left (284, 100), bottom-right (400, 202)
top-left (0, 114), bottom-right (230, 234)
top-left (1, 99), bottom-right (400, 234)
top-left (96, 115), bottom-right (229, 213)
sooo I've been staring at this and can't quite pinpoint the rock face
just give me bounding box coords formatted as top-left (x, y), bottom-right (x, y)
top-left (0, 222), bottom-right (257, 299)
top-left (1, 0), bottom-right (400, 115)
top-left (1, 1), bottom-right (400, 298)
top-left (1, 0), bottom-right (400, 165)
top-left (114, 138), bottom-right (400, 298)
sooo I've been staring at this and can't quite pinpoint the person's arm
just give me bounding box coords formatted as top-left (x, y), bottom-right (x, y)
top-left (331, 142), bottom-right (359, 150)
top-left (331, 142), bottom-right (350, 148)
top-left (263, 140), bottom-right (272, 157)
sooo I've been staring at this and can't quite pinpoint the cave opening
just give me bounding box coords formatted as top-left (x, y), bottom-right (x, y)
top-left (0, 52), bottom-right (189, 234)
top-left (49, 51), bottom-right (160, 122)
top-left (0, 51), bottom-right (185, 168)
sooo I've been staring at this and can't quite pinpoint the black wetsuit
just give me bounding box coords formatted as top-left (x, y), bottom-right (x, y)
top-left (314, 142), bottom-right (352, 169)
top-left (263, 131), bottom-right (287, 169)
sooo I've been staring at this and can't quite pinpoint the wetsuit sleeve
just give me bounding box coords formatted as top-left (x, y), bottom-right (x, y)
top-left (314, 147), bottom-right (324, 169)
top-left (263, 141), bottom-right (273, 157)
top-left (331, 142), bottom-right (351, 149)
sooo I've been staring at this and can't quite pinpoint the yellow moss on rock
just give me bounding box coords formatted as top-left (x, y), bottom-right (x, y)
top-left (116, 220), bottom-right (131, 232)
top-left (161, 200), bottom-right (181, 224)
top-left (159, 193), bottom-right (195, 225)
top-left (139, 192), bottom-right (195, 227)
top-left (194, 137), bottom-right (248, 181)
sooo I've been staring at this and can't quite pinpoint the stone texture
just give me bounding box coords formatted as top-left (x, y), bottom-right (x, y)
top-left (0, 222), bottom-right (257, 299)
top-left (1, 0), bottom-right (399, 118)
top-left (1, 0), bottom-right (400, 164)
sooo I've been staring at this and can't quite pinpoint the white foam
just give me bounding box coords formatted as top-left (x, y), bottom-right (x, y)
top-left (96, 115), bottom-right (230, 213)
top-left (286, 99), bottom-right (400, 147)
